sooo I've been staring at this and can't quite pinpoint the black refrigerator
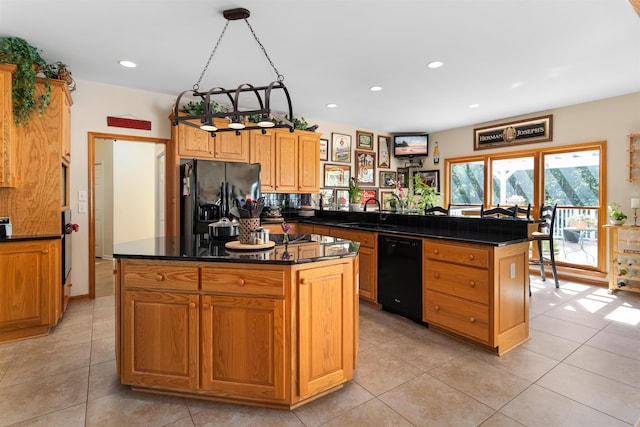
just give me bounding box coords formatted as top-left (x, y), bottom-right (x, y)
top-left (180, 159), bottom-right (261, 254)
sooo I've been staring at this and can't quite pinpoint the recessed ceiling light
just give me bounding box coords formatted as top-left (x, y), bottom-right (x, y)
top-left (326, 103), bottom-right (337, 108)
top-left (427, 61), bottom-right (443, 69)
top-left (118, 60), bottom-right (137, 68)
top-left (369, 86), bottom-right (383, 92)
top-left (469, 103), bottom-right (480, 108)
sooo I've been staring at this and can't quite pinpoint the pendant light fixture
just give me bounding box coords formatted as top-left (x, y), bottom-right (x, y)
top-left (171, 8), bottom-right (293, 136)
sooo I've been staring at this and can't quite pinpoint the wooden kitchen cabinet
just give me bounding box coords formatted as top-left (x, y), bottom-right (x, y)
top-left (121, 289), bottom-right (199, 389)
top-left (244, 127), bottom-right (320, 193)
top-left (297, 131), bottom-right (320, 193)
top-left (173, 118), bottom-right (214, 159)
top-left (275, 130), bottom-right (298, 192)
top-left (297, 262), bottom-right (354, 397)
top-left (201, 294), bottom-right (286, 401)
top-left (0, 239), bottom-right (61, 343)
top-left (329, 227), bottom-right (378, 304)
top-left (250, 130), bottom-right (276, 191)
top-left (173, 117), bottom-right (248, 162)
top-left (0, 64), bottom-right (17, 188)
top-left (116, 257), bottom-right (357, 408)
top-left (213, 128), bottom-right (249, 162)
top-left (60, 84), bottom-right (72, 162)
top-left (423, 239), bottom-right (529, 355)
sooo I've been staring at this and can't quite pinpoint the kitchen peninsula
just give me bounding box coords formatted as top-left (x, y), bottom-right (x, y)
top-left (113, 234), bottom-right (359, 410)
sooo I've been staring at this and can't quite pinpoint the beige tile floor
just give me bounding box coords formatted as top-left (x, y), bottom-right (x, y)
top-left (1, 277), bottom-right (639, 426)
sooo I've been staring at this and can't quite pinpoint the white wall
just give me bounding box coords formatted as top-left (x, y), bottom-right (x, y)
top-left (68, 78), bottom-right (640, 296)
top-left (113, 140), bottom-right (156, 247)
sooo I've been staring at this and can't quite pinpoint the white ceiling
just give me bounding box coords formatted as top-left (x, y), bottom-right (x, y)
top-left (1, 0), bottom-right (639, 134)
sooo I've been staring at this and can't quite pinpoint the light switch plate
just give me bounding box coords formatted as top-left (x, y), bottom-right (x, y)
top-left (79, 201), bottom-right (87, 213)
top-left (78, 190), bottom-right (87, 201)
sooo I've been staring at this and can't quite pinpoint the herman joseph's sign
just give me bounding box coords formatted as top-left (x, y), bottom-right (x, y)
top-left (474, 115), bottom-right (553, 150)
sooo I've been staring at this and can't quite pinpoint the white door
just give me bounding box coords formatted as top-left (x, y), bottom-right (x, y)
top-left (94, 161), bottom-right (104, 257)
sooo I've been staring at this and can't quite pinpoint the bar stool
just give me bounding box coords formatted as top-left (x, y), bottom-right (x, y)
top-left (480, 205), bottom-right (517, 218)
top-left (530, 203), bottom-right (559, 289)
top-left (425, 205), bottom-right (450, 215)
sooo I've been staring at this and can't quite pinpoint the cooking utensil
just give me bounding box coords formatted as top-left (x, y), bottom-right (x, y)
top-left (209, 217), bottom-right (239, 238)
top-left (229, 207), bottom-right (240, 219)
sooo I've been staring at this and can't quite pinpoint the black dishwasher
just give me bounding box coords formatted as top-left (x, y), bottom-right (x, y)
top-left (377, 235), bottom-right (423, 322)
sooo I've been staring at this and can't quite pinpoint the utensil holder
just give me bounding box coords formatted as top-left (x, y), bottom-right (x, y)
top-left (239, 218), bottom-right (261, 244)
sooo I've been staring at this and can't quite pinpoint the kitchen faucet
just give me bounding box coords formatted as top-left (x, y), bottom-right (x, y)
top-left (363, 197), bottom-right (380, 212)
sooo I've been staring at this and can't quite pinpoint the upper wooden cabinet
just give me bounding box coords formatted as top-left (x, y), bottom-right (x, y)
top-left (297, 131), bottom-right (320, 193)
top-left (252, 129), bottom-right (320, 193)
top-left (250, 130), bottom-right (276, 192)
top-left (213, 128), bottom-right (249, 162)
top-left (0, 64), bottom-right (17, 188)
top-left (173, 117), bottom-right (248, 162)
top-left (60, 83), bottom-right (73, 162)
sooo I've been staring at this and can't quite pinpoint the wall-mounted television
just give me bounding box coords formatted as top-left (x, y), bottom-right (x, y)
top-left (393, 134), bottom-right (429, 157)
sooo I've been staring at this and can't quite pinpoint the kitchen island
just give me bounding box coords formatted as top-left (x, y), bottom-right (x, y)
top-left (113, 234), bottom-right (359, 410)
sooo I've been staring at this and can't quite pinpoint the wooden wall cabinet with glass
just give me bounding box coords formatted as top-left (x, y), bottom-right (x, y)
top-left (605, 225), bottom-right (640, 294)
top-left (0, 239), bottom-right (61, 343)
top-left (628, 133), bottom-right (640, 182)
top-left (116, 258), bottom-right (356, 408)
top-left (423, 239), bottom-right (529, 355)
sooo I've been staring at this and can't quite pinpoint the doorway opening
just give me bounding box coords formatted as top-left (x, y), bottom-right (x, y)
top-left (88, 132), bottom-right (173, 298)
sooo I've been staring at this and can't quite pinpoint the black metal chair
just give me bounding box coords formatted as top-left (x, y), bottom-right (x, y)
top-left (480, 205), bottom-right (517, 218)
top-left (530, 203), bottom-right (559, 289)
top-left (514, 204), bottom-right (531, 220)
top-left (425, 205), bottom-right (450, 215)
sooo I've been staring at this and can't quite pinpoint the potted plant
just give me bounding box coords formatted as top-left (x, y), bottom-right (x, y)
top-left (608, 202), bottom-right (627, 225)
top-left (348, 177), bottom-right (362, 211)
top-left (0, 36), bottom-right (52, 126)
top-left (412, 173), bottom-right (440, 210)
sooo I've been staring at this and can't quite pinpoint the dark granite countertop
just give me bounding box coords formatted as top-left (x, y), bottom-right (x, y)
top-left (113, 234), bottom-right (359, 265)
top-left (278, 211), bottom-right (533, 246)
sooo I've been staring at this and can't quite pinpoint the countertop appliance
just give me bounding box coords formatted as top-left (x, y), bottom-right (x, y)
top-left (377, 235), bottom-right (423, 322)
top-left (180, 159), bottom-right (260, 254)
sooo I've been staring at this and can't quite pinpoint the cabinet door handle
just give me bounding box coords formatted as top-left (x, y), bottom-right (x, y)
top-left (433, 249), bottom-right (439, 255)
top-left (236, 279), bottom-right (245, 286)
top-left (469, 281), bottom-right (476, 287)
top-left (433, 272), bottom-right (440, 279)
top-left (202, 303), bottom-right (210, 310)
top-left (469, 316), bottom-right (476, 323)
top-left (468, 254), bottom-right (475, 261)
top-left (155, 274), bottom-right (165, 281)
top-left (41, 249), bottom-right (49, 254)
top-left (301, 279), bottom-right (310, 285)
top-left (434, 305), bottom-right (440, 311)
top-left (189, 302), bottom-right (196, 308)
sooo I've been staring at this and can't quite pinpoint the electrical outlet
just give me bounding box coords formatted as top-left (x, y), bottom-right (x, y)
top-left (79, 201), bottom-right (87, 213)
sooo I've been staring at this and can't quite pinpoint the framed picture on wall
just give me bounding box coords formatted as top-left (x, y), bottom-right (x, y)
top-left (319, 138), bottom-right (329, 161)
top-left (380, 191), bottom-right (396, 211)
top-left (414, 169), bottom-right (440, 192)
top-left (397, 167), bottom-right (409, 188)
top-left (356, 130), bottom-right (374, 150)
top-left (359, 188), bottom-right (378, 205)
top-left (378, 135), bottom-right (391, 168)
top-left (379, 171), bottom-right (396, 188)
top-left (335, 189), bottom-right (349, 210)
top-left (355, 150), bottom-right (376, 185)
top-left (331, 133), bottom-right (351, 163)
top-left (323, 164), bottom-right (351, 187)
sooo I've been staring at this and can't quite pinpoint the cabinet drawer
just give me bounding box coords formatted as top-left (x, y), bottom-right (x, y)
top-left (424, 290), bottom-right (489, 343)
top-left (121, 262), bottom-right (199, 291)
top-left (201, 267), bottom-right (285, 297)
top-left (424, 242), bottom-right (489, 269)
top-left (330, 228), bottom-right (376, 248)
top-left (424, 260), bottom-right (489, 304)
